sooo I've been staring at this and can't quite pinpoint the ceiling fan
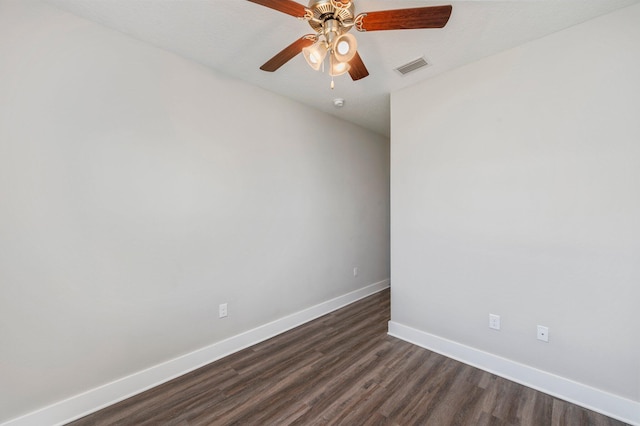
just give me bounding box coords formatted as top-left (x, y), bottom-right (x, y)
top-left (247, 0), bottom-right (452, 85)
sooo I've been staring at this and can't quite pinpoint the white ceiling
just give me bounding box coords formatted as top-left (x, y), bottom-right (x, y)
top-left (46, 0), bottom-right (639, 136)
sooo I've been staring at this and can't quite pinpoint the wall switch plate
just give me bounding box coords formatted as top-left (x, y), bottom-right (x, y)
top-left (489, 314), bottom-right (501, 330)
top-left (537, 325), bottom-right (549, 342)
top-left (219, 303), bottom-right (228, 318)
top-left (353, 267), bottom-right (358, 277)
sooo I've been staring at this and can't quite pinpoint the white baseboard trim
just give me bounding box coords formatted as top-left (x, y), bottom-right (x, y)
top-left (1, 280), bottom-right (389, 426)
top-left (388, 321), bottom-right (639, 426)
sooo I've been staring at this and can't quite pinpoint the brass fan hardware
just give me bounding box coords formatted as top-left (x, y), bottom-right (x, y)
top-left (248, 0), bottom-right (452, 86)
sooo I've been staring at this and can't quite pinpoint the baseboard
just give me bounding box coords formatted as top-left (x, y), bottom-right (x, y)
top-left (388, 321), bottom-right (640, 426)
top-left (1, 280), bottom-right (389, 426)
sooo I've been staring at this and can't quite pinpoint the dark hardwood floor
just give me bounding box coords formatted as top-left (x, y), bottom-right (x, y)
top-left (69, 289), bottom-right (627, 425)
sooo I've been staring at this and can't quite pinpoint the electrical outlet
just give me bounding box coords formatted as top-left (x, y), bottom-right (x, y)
top-left (537, 325), bottom-right (549, 342)
top-left (353, 267), bottom-right (358, 277)
top-left (219, 303), bottom-right (228, 318)
top-left (489, 314), bottom-right (500, 330)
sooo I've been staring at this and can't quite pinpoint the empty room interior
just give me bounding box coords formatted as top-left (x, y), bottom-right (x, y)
top-left (1, 0), bottom-right (639, 425)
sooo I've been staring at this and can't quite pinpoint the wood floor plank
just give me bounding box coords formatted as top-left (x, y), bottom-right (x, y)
top-left (69, 289), bottom-right (629, 426)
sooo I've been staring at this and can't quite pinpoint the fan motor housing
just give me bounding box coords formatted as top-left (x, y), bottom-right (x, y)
top-left (307, 0), bottom-right (355, 34)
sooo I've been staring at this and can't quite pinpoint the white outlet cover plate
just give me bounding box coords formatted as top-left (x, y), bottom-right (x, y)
top-left (537, 325), bottom-right (549, 342)
top-left (219, 303), bottom-right (228, 318)
top-left (489, 314), bottom-right (500, 330)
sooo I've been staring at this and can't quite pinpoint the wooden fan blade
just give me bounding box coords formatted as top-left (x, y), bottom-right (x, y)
top-left (355, 5), bottom-right (452, 32)
top-left (247, 0), bottom-right (308, 19)
top-left (348, 52), bottom-right (369, 81)
top-left (260, 35), bottom-right (317, 72)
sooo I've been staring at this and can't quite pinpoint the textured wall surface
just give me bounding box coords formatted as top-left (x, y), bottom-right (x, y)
top-left (391, 3), bottom-right (640, 402)
top-left (0, 1), bottom-right (389, 421)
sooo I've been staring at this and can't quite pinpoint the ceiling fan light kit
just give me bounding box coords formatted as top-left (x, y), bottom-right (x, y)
top-left (302, 1), bottom-right (358, 87)
top-left (248, 0), bottom-right (452, 86)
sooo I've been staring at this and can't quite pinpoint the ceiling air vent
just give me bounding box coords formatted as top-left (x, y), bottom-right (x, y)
top-left (395, 57), bottom-right (430, 76)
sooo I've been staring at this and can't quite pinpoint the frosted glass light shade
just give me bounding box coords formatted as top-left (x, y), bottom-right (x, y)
top-left (333, 33), bottom-right (357, 63)
top-left (303, 41), bottom-right (327, 71)
top-left (329, 57), bottom-right (351, 76)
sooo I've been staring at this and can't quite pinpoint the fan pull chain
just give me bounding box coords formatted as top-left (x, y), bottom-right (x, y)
top-left (329, 51), bottom-right (334, 89)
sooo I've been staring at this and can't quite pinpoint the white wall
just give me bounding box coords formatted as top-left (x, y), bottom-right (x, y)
top-left (0, 1), bottom-right (389, 422)
top-left (391, 0), bottom-right (639, 410)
